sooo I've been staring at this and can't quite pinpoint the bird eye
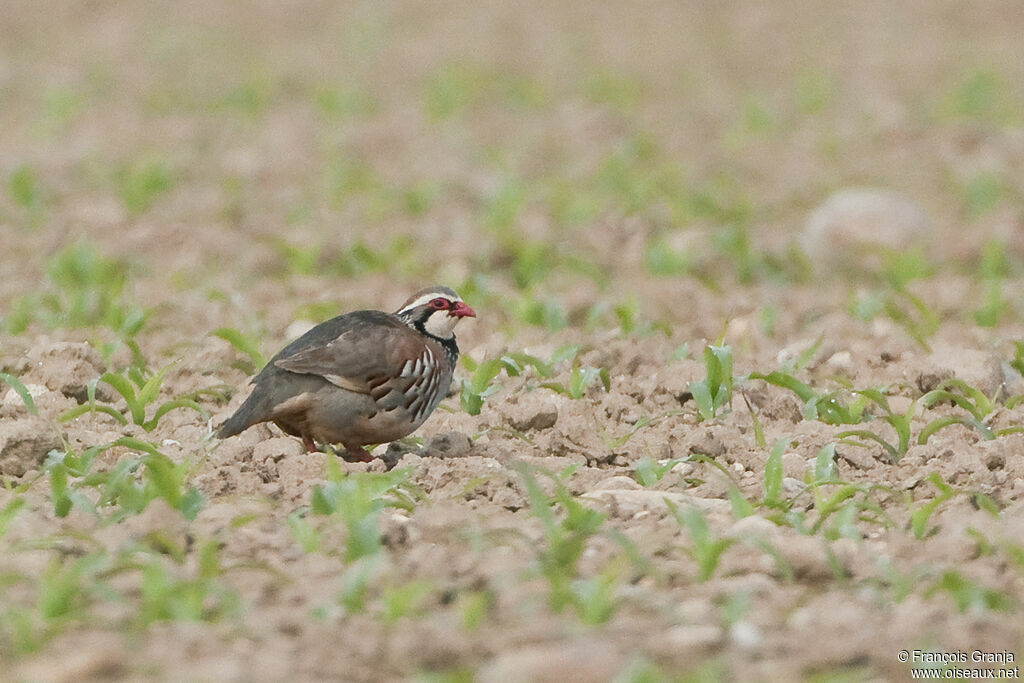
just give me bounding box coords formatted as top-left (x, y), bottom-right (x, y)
top-left (430, 297), bottom-right (449, 309)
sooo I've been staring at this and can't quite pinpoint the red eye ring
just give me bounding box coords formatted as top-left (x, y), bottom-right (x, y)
top-left (429, 297), bottom-right (449, 310)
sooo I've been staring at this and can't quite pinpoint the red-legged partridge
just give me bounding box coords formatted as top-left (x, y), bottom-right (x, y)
top-left (217, 286), bottom-right (475, 460)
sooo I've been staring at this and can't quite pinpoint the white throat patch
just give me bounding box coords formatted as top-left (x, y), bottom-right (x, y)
top-left (423, 309), bottom-right (461, 339)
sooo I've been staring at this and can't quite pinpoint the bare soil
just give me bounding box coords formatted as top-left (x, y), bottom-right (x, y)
top-left (2, 1), bottom-right (1024, 681)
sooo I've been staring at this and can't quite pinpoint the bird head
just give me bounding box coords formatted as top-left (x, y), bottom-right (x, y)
top-left (396, 285), bottom-right (476, 339)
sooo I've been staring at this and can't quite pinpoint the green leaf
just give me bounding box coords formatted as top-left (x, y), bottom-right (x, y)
top-left (178, 488), bottom-right (205, 521)
top-left (910, 472), bottom-right (955, 539)
top-left (0, 496), bottom-right (26, 539)
top-left (0, 373), bottom-right (37, 415)
top-left (727, 486), bottom-right (755, 519)
top-left (814, 443), bottom-right (837, 482)
top-left (837, 429), bottom-right (899, 464)
top-left (101, 372), bottom-right (143, 424)
top-left (136, 366), bottom-right (168, 409)
top-left (287, 511), bottom-right (321, 553)
top-left (59, 401), bottom-right (128, 425)
top-left (762, 438), bottom-right (787, 506)
top-left (143, 398), bottom-right (209, 431)
top-left (689, 380), bottom-right (715, 420)
top-left (211, 327), bottom-right (267, 370)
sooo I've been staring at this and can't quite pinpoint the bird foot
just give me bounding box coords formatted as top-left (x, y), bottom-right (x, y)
top-left (300, 436), bottom-right (374, 462)
top-left (342, 447), bottom-right (374, 463)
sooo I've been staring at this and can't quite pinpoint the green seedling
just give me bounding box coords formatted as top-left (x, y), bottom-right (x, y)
top-left (741, 392), bottom-right (766, 447)
top-left (541, 362), bottom-right (610, 400)
top-left (6, 243), bottom-right (148, 346)
top-left (8, 164), bottom-right (45, 224)
top-left (46, 437), bottom-right (204, 522)
top-left (1003, 542), bottom-right (1024, 577)
top-left (761, 438), bottom-right (788, 508)
top-left (457, 589), bottom-right (493, 631)
top-left (850, 284), bottom-right (938, 351)
top-left (310, 459), bottom-right (419, 561)
top-left (211, 326), bottom-right (266, 374)
top-left (516, 465), bottom-right (619, 622)
top-left (509, 296), bottom-right (568, 331)
top-left (1, 552), bottom-right (111, 654)
top-left (1011, 341), bottom-right (1024, 377)
top-left (937, 68), bottom-right (1017, 125)
top-left (0, 373), bottom-right (37, 415)
top-left (0, 496), bottom-right (26, 540)
top-left (567, 568), bottom-right (619, 625)
top-left (837, 389), bottom-right (915, 464)
top-left (60, 364), bottom-right (208, 432)
top-left (973, 279), bottom-right (1008, 327)
top-left (380, 580), bottom-right (433, 623)
top-left (813, 443), bottom-right (838, 482)
top-left (460, 352), bottom-right (552, 415)
top-left (927, 570), bottom-right (1013, 613)
top-left (917, 378), bottom-right (1021, 443)
top-left (286, 510), bottom-right (322, 554)
top-left (711, 224), bottom-right (758, 284)
top-left (599, 410), bottom-right (684, 452)
top-left (633, 456), bottom-right (688, 487)
top-left (268, 236), bottom-right (321, 274)
top-left (134, 542), bottom-right (241, 625)
top-left (644, 235), bottom-right (692, 276)
top-left (668, 341), bottom-right (691, 362)
top-left (747, 371), bottom-right (869, 425)
top-left (807, 483), bottom-right (892, 540)
top-left (115, 159), bottom-right (175, 215)
top-left (884, 289), bottom-right (939, 351)
top-left (335, 556), bottom-right (380, 614)
top-left (908, 472), bottom-right (957, 540)
top-left (688, 344), bottom-right (733, 420)
top-left (313, 84), bottom-right (377, 120)
top-left (666, 500), bottom-right (736, 582)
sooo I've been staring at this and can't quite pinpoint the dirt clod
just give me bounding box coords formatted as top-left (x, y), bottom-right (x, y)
top-left (0, 416), bottom-right (62, 477)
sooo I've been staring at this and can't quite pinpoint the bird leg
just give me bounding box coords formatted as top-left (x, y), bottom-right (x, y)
top-left (302, 434), bottom-right (318, 453)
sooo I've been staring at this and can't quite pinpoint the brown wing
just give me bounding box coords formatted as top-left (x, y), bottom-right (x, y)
top-left (269, 310), bottom-right (427, 395)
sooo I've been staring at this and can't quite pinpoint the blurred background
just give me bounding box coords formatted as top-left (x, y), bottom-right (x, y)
top-left (2, 0), bottom-right (1023, 339)
top-left (3, 3), bottom-right (1024, 680)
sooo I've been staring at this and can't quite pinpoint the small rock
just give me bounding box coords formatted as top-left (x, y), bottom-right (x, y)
top-left (27, 341), bottom-right (110, 403)
top-left (581, 488), bottom-right (731, 519)
top-left (687, 428), bottom-right (726, 458)
top-left (594, 475), bottom-right (641, 490)
top-left (656, 624), bottom-right (723, 654)
top-left (477, 641), bottom-right (625, 683)
top-left (422, 431), bottom-right (472, 458)
top-left (728, 515), bottom-right (777, 538)
top-left (801, 188), bottom-right (930, 271)
top-left (3, 383), bottom-right (48, 412)
top-left (729, 619), bottom-right (763, 650)
top-left (782, 477), bottom-right (804, 497)
top-left (671, 460), bottom-right (696, 477)
top-left (0, 416), bottom-right (62, 477)
top-left (824, 350), bottom-right (853, 372)
top-left (381, 441), bottom-right (420, 469)
top-left (503, 401), bottom-right (559, 431)
top-left (837, 446), bottom-right (876, 470)
top-left (781, 452), bottom-right (807, 479)
top-left (922, 344), bottom-right (1006, 399)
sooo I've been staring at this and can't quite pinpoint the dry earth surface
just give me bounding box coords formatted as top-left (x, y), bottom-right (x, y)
top-left (2, 1), bottom-right (1024, 681)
